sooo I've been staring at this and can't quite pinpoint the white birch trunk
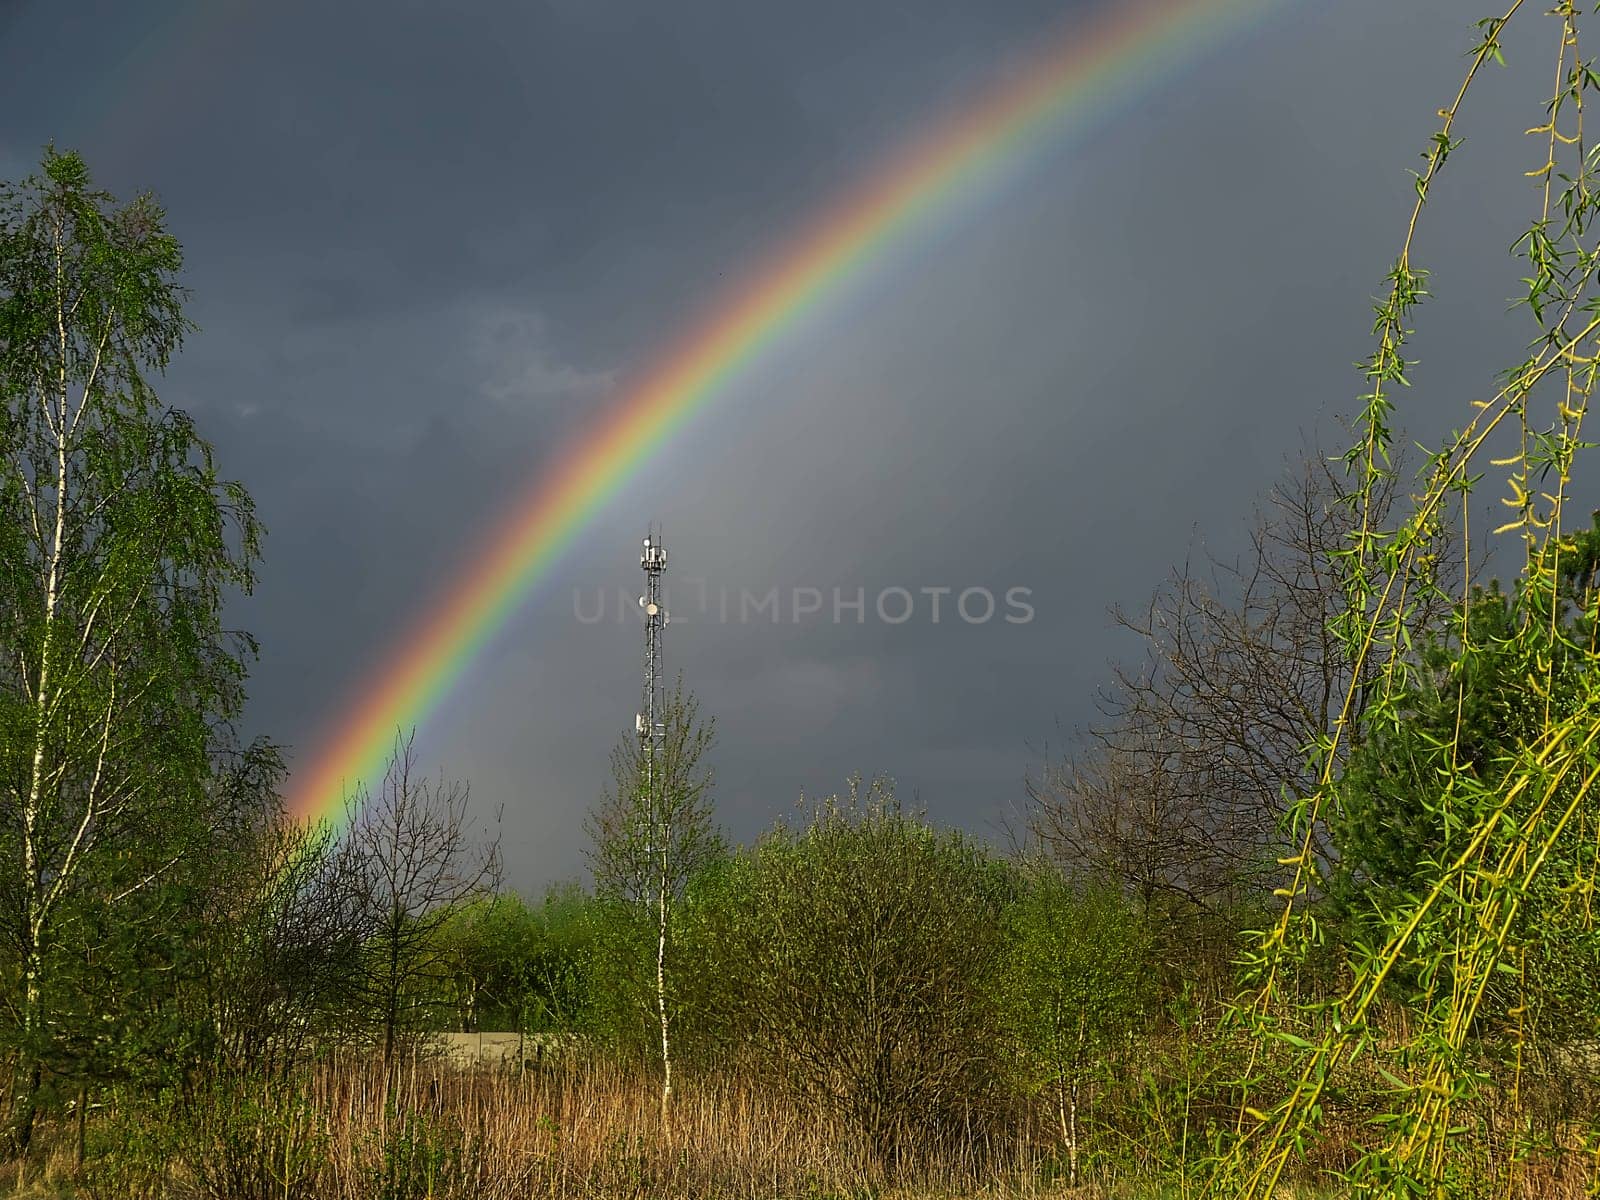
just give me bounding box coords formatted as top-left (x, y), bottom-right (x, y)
top-left (657, 847), bottom-right (673, 1134)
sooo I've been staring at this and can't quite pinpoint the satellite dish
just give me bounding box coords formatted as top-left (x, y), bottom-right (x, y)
top-left (646, 603), bottom-right (659, 616)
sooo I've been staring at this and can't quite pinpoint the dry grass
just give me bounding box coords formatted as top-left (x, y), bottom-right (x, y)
top-left (3, 1048), bottom-right (1594, 1199)
top-left (304, 1054), bottom-right (1056, 1199)
top-left (17, 1052), bottom-right (1078, 1200)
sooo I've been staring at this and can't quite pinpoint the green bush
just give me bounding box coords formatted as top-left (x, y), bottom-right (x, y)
top-left (692, 778), bottom-right (1015, 1162)
top-left (182, 1078), bottom-right (327, 1200)
top-left (993, 869), bottom-right (1150, 1181)
top-left (433, 886), bottom-right (596, 1033)
top-left (366, 1105), bottom-right (470, 1200)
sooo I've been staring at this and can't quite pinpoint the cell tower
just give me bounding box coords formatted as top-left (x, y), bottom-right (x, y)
top-left (636, 527), bottom-right (669, 857)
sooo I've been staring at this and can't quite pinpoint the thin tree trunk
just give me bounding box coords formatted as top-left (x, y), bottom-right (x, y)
top-left (74, 1083), bottom-right (87, 1171)
top-left (1069, 1078), bottom-right (1080, 1189)
top-left (11, 220), bottom-right (72, 1158)
top-left (383, 903), bottom-right (402, 1088)
top-left (1067, 1011), bottom-right (1088, 1189)
top-left (9, 1056), bottom-right (42, 1157)
top-left (656, 861), bottom-right (672, 1135)
top-left (1056, 1078), bottom-right (1071, 1163)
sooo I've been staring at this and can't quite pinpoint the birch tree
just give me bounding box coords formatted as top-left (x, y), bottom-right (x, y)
top-left (0, 149), bottom-right (261, 1151)
top-left (995, 873), bottom-right (1147, 1188)
top-left (586, 677), bottom-right (717, 1130)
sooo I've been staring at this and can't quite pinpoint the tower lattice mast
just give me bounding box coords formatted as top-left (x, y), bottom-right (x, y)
top-left (637, 528), bottom-right (668, 860)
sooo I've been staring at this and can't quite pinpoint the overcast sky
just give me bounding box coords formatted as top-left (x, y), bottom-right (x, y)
top-left (0, 1), bottom-right (1566, 892)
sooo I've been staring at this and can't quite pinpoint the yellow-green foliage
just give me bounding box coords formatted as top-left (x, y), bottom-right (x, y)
top-left (1216, 5), bottom-right (1600, 1197)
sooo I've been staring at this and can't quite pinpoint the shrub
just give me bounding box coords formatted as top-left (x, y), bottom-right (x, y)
top-left (698, 778), bottom-right (1014, 1163)
top-left (993, 869), bottom-right (1149, 1184)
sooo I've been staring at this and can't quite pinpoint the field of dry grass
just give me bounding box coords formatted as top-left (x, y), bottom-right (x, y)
top-left (0, 1047), bottom-right (1593, 1199)
top-left (1, 1053), bottom-right (1061, 1200)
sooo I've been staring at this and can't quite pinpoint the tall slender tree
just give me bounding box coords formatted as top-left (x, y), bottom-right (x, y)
top-left (0, 149), bottom-right (262, 1151)
top-left (586, 676), bottom-right (717, 1130)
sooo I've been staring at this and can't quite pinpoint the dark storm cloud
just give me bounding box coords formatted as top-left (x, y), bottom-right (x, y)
top-left (0, 0), bottom-right (1564, 889)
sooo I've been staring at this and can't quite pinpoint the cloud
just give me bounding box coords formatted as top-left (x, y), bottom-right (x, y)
top-left (470, 304), bottom-right (619, 414)
top-left (0, 0), bottom-right (1561, 892)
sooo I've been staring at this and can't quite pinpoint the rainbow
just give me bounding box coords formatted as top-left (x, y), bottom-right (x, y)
top-left (289, 0), bottom-right (1284, 823)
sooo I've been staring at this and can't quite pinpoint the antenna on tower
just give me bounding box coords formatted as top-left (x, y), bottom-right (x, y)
top-left (637, 525), bottom-right (668, 865)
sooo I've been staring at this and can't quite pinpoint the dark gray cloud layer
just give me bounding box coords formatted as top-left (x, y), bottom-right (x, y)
top-left (0, 1), bottom-right (1562, 890)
